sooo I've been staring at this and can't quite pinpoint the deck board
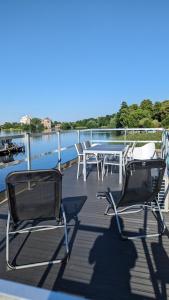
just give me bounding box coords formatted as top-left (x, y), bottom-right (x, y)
top-left (0, 164), bottom-right (169, 299)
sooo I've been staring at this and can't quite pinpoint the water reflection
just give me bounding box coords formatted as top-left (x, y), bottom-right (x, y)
top-left (0, 154), bottom-right (14, 164)
top-left (0, 130), bottom-right (117, 191)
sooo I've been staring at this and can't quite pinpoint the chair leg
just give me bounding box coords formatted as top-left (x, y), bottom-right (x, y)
top-left (6, 212), bottom-right (10, 269)
top-left (61, 204), bottom-right (69, 259)
top-left (105, 192), bottom-right (166, 240)
top-left (154, 198), bottom-right (166, 234)
top-left (111, 165), bottom-right (113, 174)
top-left (77, 158), bottom-right (80, 179)
top-left (102, 161), bottom-right (105, 181)
top-left (106, 165), bottom-right (108, 176)
top-left (97, 162), bottom-right (100, 180)
top-left (6, 208), bottom-right (69, 270)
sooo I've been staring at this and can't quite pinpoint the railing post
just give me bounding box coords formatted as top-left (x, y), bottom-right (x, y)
top-left (77, 130), bottom-right (80, 143)
top-left (26, 132), bottom-right (31, 170)
top-left (124, 129), bottom-right (127, 145)
top-left (57, 131), bottom-right (61, 171)
top-left (161, 130), bottom-right (164, 158)
top-left (90, 129), bottom-right (93, 145)
top-left (165, 130), bottom-right (168, 158)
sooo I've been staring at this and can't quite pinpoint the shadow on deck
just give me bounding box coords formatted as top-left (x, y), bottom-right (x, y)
top-left (0, 164), bottom-right (169, 299)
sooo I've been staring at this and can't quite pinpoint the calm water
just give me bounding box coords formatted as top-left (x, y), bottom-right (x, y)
top-left (0, 130), bottom-right (113, 191)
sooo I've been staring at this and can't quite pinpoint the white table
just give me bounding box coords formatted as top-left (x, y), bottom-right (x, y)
top-left (83, 144), bottom-right (128, 184)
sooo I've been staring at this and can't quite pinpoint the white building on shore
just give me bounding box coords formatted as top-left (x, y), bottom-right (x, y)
top-left (20, 115), bottom-right (32, 125)
top-left (41, 117), bottom-right (52, 129)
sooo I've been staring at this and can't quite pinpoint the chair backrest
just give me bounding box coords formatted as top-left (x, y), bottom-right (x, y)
top-left (75, 143), bottom-right (83, 155)
top-left (83, 140), bottom-right (91, 149)
top-left (123, 145), bottom-right (130, 159)
top-left (6, 169), bottom-right (62, 224)
top-left (118, 159), bottom-right (166, 208)
top-left (132, 142), bottom-right (156, 160)
top-left (127, 142), bottom-right (136, 160)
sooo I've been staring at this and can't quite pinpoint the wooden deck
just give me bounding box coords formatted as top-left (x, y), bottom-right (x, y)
top-left (0, 164), bottom-right (169, 300)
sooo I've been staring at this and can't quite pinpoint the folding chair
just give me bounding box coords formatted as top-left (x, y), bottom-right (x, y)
top-left (6, 169), bottom-right (69, 270)
top-left (97, 159), bottom-right (166, 239)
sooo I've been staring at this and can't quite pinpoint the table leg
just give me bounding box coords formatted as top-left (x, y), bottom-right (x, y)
top-left (119, 152), bottom-right (122, 185)
top-left (83, 153), bottom-right (86, 181)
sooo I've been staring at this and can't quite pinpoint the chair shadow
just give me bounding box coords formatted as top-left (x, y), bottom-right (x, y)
top-left (101, 192), bottom-right (169, 300)
top-left (0, 214), bottom-right (8, 252)
top-left (37, 195), bottom-right (87, 287)
top-left (50, 216), bottom-right (144, 300)
top-left (0, 214), bottom-right (8, 220)
top-left (87, 216), bottom-right (140, 299)
top-left (62, 195), bottom-right (87, 223)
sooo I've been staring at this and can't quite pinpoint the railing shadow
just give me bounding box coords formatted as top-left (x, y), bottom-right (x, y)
top-left (150, 220), bottom-right (169, 300)
top-left (0, 214), bottom-right (8, 220)
top-left (141, 206), bottom-right (169, 300)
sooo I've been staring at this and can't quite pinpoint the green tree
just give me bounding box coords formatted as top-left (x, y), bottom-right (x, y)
top-left (31, 118), bottom-right (42, 126)
top-left (21, 124), bottom-right (31, 131)
top-left (140, 99), bottom-right (153, 111)
top-left (116, 101), bottom-right (129, 128)
top-left (161, 115), bottom-right (169, 128)
top-left (109, 117), bottom-right (116, 128)
top-left (121, 101), bottom-right (128, 109)
top-left (160, 100), bottom-right (169, 120)
top-left (2, 122), bottom-right (13, 129)
top-left (130, 104), bottom-right (138, 110)
top-left (139, 118), bottom-right (153, 128)
top-left (151, 119), bottom-right (160, 128)
top-left (153, 102), bottom-right (162, 121)
top-left (30, 118), bottom-right (44, 131)
top-left (86, 120), bottom-right (98, 128)
top-left (61, 122), bottom-right (71, 130)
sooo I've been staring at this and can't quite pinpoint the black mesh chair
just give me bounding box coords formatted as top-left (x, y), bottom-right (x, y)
top-left (97, 159), bottom-right (166, 239)
top-left (6, 169), bottom-right (69, 270)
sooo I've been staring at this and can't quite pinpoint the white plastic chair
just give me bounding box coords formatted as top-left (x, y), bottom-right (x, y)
top-left (75, 143), bottom-right (102, 180)
top-left (102, 145), bottom-right (130, 180)
top-left (132, 142), bottom-right (156, 160)
top-left (83, 140), bottom-right (91, 149)
top-left (127, 142), bottom-right (136, 161)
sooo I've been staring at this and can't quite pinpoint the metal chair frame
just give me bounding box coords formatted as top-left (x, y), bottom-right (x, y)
top-left (104, 192), bottom-right (166, 239)
top-left (75, 143), bottom-right (102, 180)
top-left (83, 140), bottom-right (91, 149)
top-left (102, 145), bottom-right (129, 181)
top-left (6, 169), bottom-right (69, 270)
top-left (97, 159), bottom-right (166, 239)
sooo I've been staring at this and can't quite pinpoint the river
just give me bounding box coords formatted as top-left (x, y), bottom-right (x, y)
top-left (0, 130), bottom-right (113, 191)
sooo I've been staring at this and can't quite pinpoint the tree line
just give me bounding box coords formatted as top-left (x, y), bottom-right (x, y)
top-left (0, 99), bottom-right (169, 132)
top-left (0, 118), bottom-right (45, 132)
top-left (61, 99), bottom-right (169, 129)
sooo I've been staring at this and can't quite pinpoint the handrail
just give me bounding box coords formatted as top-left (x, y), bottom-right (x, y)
top-left (79, 128), bottom-right (164, 132)
top-left (91, 139), bottom-right (162, 143)
top-left (0, 128), bottom-right (167, 172)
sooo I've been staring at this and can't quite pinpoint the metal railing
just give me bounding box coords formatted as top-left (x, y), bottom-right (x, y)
top-left (0, 128), bottom-right (168, 172)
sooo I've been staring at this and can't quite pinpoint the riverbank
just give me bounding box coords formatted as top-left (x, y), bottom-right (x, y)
top-left (119, 131), bottom-right (162, 147)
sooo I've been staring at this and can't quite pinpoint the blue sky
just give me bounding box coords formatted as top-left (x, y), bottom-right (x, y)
top-left (0, 0), bottom-right (169, 123)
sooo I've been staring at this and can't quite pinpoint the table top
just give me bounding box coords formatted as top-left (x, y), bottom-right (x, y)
top-left (83, 144), bottom-right (127, 154)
